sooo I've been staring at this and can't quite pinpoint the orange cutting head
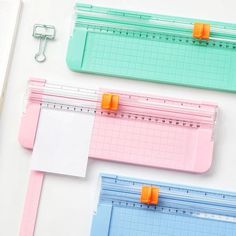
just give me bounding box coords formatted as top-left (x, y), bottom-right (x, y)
top-left (193, 23), bottom-right (210, 40)
top-left (101, 93), bottom-right (119, 111)
top-left (140, 186), bottom-right (159, 205)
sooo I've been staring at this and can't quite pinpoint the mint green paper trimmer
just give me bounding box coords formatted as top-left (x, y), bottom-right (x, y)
top-left (66, 4), bottom-right (236, 92)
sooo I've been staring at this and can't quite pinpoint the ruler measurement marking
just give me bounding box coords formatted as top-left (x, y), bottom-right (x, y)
top-left (76, 23), bottom-right (236, 49)
top-left (40, 103), bottom-right (203, 129)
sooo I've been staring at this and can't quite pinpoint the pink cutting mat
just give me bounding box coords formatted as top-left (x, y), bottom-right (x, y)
top-left (89, 92), bottom-right (216, 173)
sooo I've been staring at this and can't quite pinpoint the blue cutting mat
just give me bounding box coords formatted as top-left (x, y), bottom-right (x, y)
top-left (90, 175), bottom-right (236, 236)
top-left (109, 207), bottom-right (235, 236)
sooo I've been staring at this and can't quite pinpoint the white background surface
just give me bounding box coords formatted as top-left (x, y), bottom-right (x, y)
top-left (0, 0), bottom-right (236, 235)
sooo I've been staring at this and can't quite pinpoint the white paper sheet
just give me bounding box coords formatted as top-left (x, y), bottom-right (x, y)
top-left (31, 108), bottom-right (94, 177)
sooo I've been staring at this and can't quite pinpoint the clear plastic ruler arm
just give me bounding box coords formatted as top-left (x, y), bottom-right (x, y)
top-left (29, 80), bottom-right (216, 126)
top-left (74, 4), bottom-right (236, 43)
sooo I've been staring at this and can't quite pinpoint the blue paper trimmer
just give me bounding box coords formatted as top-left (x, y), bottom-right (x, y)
top-left (91, 174), bottom-right (236, 236)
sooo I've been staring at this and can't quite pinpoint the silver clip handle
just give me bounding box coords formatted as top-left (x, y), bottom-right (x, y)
top-left (35, 36), bottom-right (48, 63)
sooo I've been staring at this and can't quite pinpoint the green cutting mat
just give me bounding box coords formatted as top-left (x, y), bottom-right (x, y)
top-left (66, 4), bottom-right (236, 92)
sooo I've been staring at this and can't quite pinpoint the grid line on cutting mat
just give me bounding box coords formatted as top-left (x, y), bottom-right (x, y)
top-left (82, 33), bottom-right (236, 89)
top-left (89, 115), bottom-right (195, 170)
top-left (109, 207), bottom-right (236, 236)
